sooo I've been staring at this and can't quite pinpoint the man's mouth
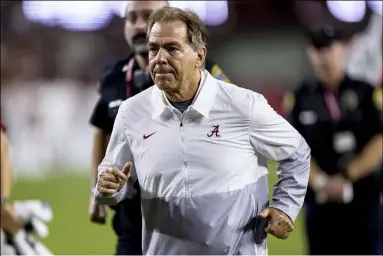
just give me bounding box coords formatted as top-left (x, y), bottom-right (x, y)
top-left (155, 72), bottom-right (174, 78)
top-left (133, 34), bottom-right (147, 44)
top-left (155, 69), bottom-right (173, 74)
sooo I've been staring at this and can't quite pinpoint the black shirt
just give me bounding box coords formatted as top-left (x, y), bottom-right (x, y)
top-left (90, 57), bottom-right (140, 133)
top-left (285, 76), bottom-right (382, 201)
top-left (170, 97), bottom-right (195, 113)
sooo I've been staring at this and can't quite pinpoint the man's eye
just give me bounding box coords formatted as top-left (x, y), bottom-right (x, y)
top-left (149, 47), bottom-right (157, 52)
top-left (126, 13), bottom-right (137, 23)
top-left (168, 47), bottom-right (178, 52)
top-left (142, 11), bottom-right (152, 21)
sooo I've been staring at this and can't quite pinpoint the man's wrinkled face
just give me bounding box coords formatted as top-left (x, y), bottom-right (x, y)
top-left (147, 21), bottom-right (204, 92)
top-left (124, 1), bottom-right (168, 55)
top-left (307, 42), bottom-right (348, 85)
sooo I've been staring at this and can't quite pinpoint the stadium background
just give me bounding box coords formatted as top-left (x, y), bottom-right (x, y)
top-left (1, 1), bottom-right (381, 254)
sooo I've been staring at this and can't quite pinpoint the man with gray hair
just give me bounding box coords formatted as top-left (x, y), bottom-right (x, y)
top-left (88, 1), bottom-right (231, 254)
top-left (95, 6), bottom-right (311, 255)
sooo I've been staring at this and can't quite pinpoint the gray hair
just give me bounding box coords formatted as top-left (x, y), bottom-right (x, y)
top-left (147, 6), bottom-right (208, 51)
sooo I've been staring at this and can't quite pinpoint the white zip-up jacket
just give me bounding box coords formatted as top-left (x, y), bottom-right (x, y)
top-left (95, 70), bottom-right (311, 255)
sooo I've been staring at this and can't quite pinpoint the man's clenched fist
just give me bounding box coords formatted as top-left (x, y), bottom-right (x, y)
top-left (97, 162), bottom-right (133, 197)
top-left (258, 207), bottom-right (294, 239)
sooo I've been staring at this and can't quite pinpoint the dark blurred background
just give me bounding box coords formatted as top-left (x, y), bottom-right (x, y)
top-left (1, 1), bottom-right (381, 254)
top-left (1, 1), bottom-right (378, 84)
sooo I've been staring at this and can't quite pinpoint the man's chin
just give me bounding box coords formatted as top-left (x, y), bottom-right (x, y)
top-left (156, 80), bottom-right (174, 91)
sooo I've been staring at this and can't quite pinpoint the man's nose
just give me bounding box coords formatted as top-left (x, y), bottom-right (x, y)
top-left (154, 49), bottom-right (167, 65)
top-left (134, 16), bottom-right (147, 31)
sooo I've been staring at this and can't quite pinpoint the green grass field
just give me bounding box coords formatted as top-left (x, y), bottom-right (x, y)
top-left (11, 163), bottom-right (307, 255)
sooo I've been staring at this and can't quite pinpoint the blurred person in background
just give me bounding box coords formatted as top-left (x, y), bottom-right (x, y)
top-left (88, 1), bottom-right (230, 255)
top-left (1, 121), bottom-right (54, 255)
top-left (347, 14), bottom-right (382, 89)
top-left (284, 25), bottom-right (383, 255)
top-left (1, 120), bottom-right (23, 240)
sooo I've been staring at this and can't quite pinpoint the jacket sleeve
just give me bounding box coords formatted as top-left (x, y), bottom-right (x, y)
top-left (249, 93), bottom-right (311, 222)
top-left (94, 101), bottom-right (137, 205)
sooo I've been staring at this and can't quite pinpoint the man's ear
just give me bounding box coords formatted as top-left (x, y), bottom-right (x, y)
top-left (196, 47), bottom-right (207, 68)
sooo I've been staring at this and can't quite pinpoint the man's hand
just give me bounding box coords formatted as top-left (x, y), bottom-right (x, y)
top-left (323, 175), bottom-right (346, 202)
top-left (257, 208), bottom-right (294, 239)
top-left (97, 162), bottom-right (133, 197)
top-left (88, 197), bottom-right (107, 224)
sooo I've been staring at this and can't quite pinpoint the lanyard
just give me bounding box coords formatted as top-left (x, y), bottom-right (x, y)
top-left (324, 89), bottom-right (341, 122)
top-left (124, 58), bottom-right (135, 98)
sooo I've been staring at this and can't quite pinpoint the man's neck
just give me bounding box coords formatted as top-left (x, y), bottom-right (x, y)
top-left (321, 71), bottom-right (346, 90)
top-left (135, 54), bottom-right (148, 70)
top-left (165, 70), bottom-right (202, 102)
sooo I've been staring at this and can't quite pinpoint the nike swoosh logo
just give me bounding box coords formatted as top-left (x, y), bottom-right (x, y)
top-left (143, 132), bottom-right (157, 139)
